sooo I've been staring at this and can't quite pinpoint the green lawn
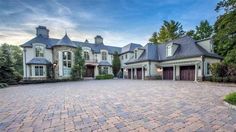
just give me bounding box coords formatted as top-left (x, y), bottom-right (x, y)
top-left (224, 92), bottom-right (236, 105)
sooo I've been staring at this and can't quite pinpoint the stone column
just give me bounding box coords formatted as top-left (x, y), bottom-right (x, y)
top-left (142, 66), bottom-right (144, 80)
top-left (122, 68), bottom-right (125, 79)
top-left (195, 64), bottom-right (198, 81)
top-left (173, 65), bottom-right (176, 81)
top-left (131, 68), bottom-right (133, 80)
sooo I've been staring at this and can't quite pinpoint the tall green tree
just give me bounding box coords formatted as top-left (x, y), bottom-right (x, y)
top-left (71, 47), bottom-right (85, 79)
top-left (186, 30), bottom-right (195, 38)
top-left (0, 44), bottom-right (22, 84)
top-left (213, 0), bottom-right (236, 64)
top-left (158, 20), bottom-right (185, 43)
top-left (149, 32), bottom-right (158, 44)
top-left (112, 51), bottom-right (121, 77)
top-left (194, 20), bottom-right (213, 40)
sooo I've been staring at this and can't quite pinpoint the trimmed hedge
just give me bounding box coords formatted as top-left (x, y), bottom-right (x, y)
top-left (224, 92), bottom-right (236, 105)
top-left (96, 74), bottom-right (113, 80)
top-left (20, 78), bottom-right (82, 84)
top-left (0, 83), bottom-right (8, 88)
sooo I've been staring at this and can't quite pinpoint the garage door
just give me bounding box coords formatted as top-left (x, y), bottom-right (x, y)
top-left (136, 68), bottom-right (142, 79)
top-left (180, 66), bottom-right (195, 81)
top-left (163, 67), bottom-right (173, 80)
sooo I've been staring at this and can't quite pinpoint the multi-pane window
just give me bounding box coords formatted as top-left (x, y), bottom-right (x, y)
top-left (63, 51), bottom-right (72, 76)
top-left (35, 46), bottom-right (44, 57)
top-left (125, 54), bottom-right (127, 59)
top-left (84, 51), bottom-right (89, 60)
top-left (99, 66), bottom-right (108, 74)
top-left (102, 52), bottom-right (107, 60)
top-left (134, 50), bottom-right (137, 59)
top-left (167, 45), bottom-right (172, 57)
top-left (35, 66), bottom-right (43, 76)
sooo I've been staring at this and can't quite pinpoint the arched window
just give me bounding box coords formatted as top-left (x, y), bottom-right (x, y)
top-left (84, 51), bottom-right (90, 60)
top-left (102, 51), bottom-right (107, 60)
top-left (35, 46), bottom-right (44, 57)
top-left (63, 51), bottom-right (72, 76)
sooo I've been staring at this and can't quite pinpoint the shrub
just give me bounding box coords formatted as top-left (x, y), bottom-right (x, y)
top-left (229, 76), bottom-right (236, 83)
top-left (0, 83), bottom-right (8, 88)
top-left (210, 62), bottom-right (236, 83)
top-left (224, 92), bottom-right (236, 105)
top-left (204, 76), bottom-right (212, 81)
top-left (96, 74), bottom-right (113, 80)
top-left (222, 77), bottom-right (229, 83)
top-left (156, 76), bottom-right (162, 80)
top-left (215, 77), bottom-right (223, 82)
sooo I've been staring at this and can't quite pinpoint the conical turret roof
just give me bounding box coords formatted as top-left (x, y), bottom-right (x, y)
top-left (53, 33), bottom-right (77, 47)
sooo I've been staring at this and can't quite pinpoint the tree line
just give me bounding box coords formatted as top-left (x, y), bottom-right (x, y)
top-left (149, 0), bottom-right (236, 64)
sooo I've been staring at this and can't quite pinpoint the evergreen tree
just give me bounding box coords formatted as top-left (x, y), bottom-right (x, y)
top-left (149, 20), bottom-right (185, 44)
top-left (194, 20), bottom-right (213, 40)
top-left (71, 47), bottom-right (85, 79)
top-left (149, 32), bottom-right (159, 44)
top-left (213, 0), bottom-right (236, 64)
top-left (112, 51), bottom-right (121, 77)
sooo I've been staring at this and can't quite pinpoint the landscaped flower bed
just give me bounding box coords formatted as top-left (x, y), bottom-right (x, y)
top-left (224, 92), bottom-right (236, 106)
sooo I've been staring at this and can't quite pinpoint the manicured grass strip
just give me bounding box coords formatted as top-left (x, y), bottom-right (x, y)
top-left (224, 92), bottom-right (236, 105)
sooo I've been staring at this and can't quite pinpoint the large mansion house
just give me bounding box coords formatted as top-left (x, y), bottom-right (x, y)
top-left (21, 26), bottom-right (222, 81)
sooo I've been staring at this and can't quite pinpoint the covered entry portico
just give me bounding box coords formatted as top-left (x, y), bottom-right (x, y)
top-left (160, 60), bottom-right (201, 81)
top-left (123, 64), bottom-right (146, 80)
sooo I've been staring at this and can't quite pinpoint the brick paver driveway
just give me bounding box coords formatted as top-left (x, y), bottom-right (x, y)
top-left (0, 80), bottom-right (236, 132)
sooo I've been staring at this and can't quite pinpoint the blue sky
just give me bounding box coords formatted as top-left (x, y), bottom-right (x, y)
top-left (0, 0), bottom-right (220, 47)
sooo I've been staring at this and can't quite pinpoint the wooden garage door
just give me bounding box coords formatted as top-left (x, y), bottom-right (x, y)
top-left (163, 67), bottom-right (173, 80)
top-left (180, 66), bottom-right (195, 81)
top-left (136, 68), bottom-right (142, 79)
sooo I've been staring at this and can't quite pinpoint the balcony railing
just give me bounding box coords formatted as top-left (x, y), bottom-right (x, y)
top-left (85, 59), bottom-right (97, 64)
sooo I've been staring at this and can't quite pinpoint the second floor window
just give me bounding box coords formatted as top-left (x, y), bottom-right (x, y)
top-left (125, 54), bottom-right (127, 59)
top-left (35, 46), bottom-right (44, 57)
top-left (84, 51), bottom-right (89, 60)
top-left (102, 52), bottom-right (107, 60)
top-left (167, 45), bottom-right (172, 57)
top-left (134, 50), bottom-right (137, 59)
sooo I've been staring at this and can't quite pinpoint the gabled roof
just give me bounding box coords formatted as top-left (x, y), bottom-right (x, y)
top-left (26, 58), bottom-right (51, 65)
top-left (53, 34), bottom-right (77, 47)
top-left (120, 43), bottom-right (142, 54)
top-left (126, 36), bottom-right (222, 64)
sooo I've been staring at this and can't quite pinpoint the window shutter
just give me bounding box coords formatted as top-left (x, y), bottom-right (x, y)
top-left (58, 51), bottom-right (63, 76)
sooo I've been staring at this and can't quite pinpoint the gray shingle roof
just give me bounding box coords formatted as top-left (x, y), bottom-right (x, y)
top-left (26, 58), bottom-right (51, 65)
top-left (21, 35), bottom-right (121, 54)
top-left (120, 43), bottom-right (142, 54)
top-left (98, 60), bottom-right (112, 66)
top-left (53, 34), bottom-right (77, 47)
top-left (126, 36), bottom-right (222, 64)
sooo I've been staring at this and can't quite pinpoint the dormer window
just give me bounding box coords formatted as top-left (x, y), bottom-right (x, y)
top-left (166, 45), bottom-right (172, 57)
top-left (35, 46), bottom-right (44, 57)
top-left (102, 51), bottom-right (107, 60)
top-left (134, 50), bottom-right (138, 59)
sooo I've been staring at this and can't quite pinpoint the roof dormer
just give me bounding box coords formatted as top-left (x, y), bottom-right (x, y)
top-left (166, 43), bottom-right (179, 57)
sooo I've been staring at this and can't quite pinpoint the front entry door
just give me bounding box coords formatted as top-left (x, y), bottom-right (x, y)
top-left (85, 65), bottom-right (95, 77)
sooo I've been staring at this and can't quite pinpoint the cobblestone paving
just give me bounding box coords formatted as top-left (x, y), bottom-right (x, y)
top-left (0, 80), bottom-right (236, 132)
